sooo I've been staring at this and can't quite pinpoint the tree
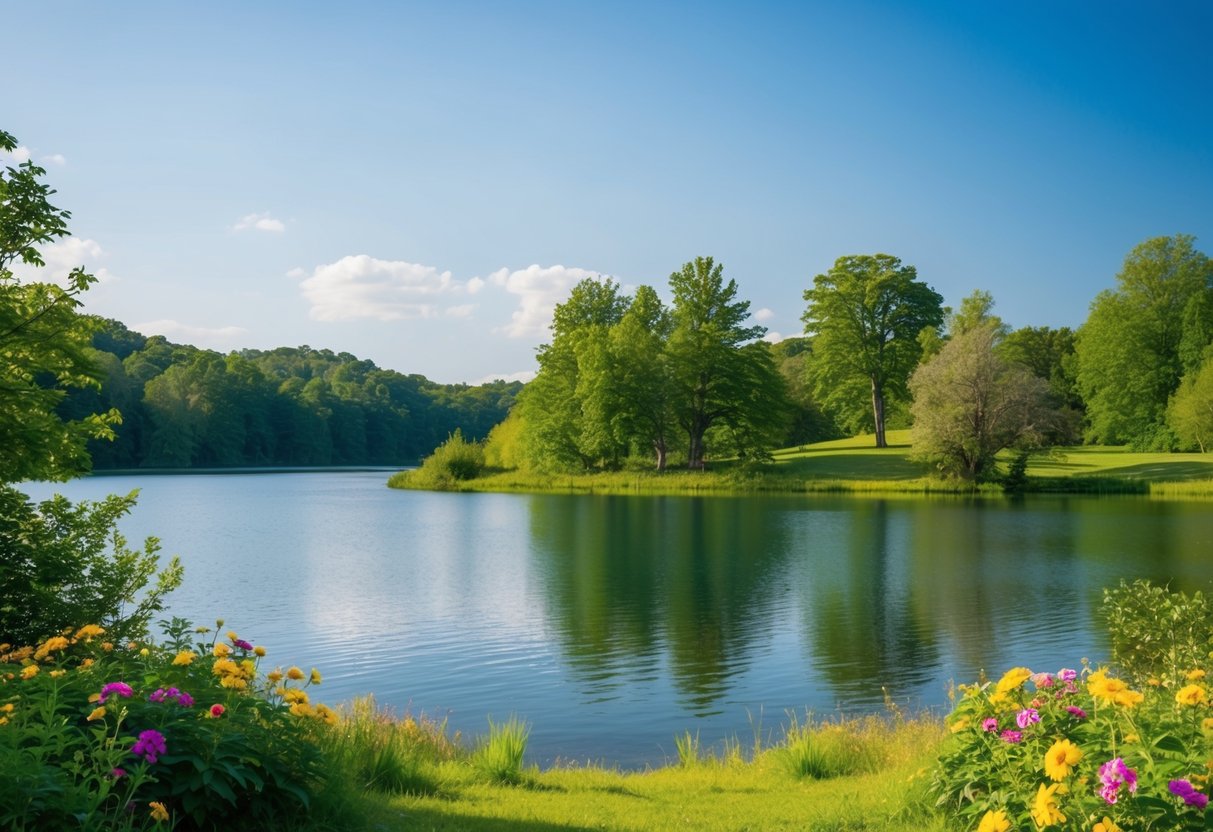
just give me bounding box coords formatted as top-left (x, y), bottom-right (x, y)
top-left (1167, 355), bottom-right (1213, 452)
top-left (666, 256), bottom-right (786, 469)
top-left (803, 254), bottom-right (944, 447)
top-left (1075, 235), bottom-right (1213, 448)
top-left (909, 322), bottom-right (1058, 480)
top-left (0, 130), bottom-right (119, 481)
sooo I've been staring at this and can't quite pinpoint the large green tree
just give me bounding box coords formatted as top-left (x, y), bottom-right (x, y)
top-left (0, 130), bottom-right (119, 482)
top-left (1075, 235), bottom-right (1213, 448)
top-left (666, 256), bottom-right (786, 469)
top-left (802, 254), bottom-right (944, 447)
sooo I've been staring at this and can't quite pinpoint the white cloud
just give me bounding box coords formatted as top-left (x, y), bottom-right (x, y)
top-left (490, 264), bottom-right (606, 338)
top-left (1, 145), bottom-right (32, 164)
top-left (285, 267), bottom-right (306, 279)
top-left (9, 236), bottom-right (115, 286)
top-left (40, 153), bottom-right (66, 166)
top-left (297, 255), bottom-right (482, 322)
top-left (132, 319), bottom-right (248, 346)
top-left (472, 369), bottom-right (536, 385)
top-left (444, 304), bottom-right (474, 318)
top-left (762, 331), bottom-right (786, 343)
top-left (754, 307), bottom-right (774, 322)
top-left (232, 212), bottom-right (286, 233)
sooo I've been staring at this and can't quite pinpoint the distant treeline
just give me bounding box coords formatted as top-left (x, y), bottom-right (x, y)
top-left (60, 319), bottom-right (522, 469)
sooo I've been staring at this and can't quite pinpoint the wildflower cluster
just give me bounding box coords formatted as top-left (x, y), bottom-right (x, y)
top-left (1, 617), bottom-right (334, 830)
top-left (932, 661), bottom-right (1213, 831)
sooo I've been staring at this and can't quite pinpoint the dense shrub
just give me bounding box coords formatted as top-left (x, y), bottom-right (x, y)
top-left (0, 618), bottom-right (340, 830)
top-left (399, 429), bottom-right (486, 489)
top-left (0, 486), bottom-right (182, 647)
top-left (1103, 579), bottom-right (1213, 685)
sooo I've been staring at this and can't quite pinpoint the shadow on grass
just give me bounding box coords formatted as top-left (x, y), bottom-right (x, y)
top-left (391, 805), bottom-right (602, 831)
top-left (1084, 461), bottom-right (1213, 481)
top-left (781, 452), bottom-right (929, 481)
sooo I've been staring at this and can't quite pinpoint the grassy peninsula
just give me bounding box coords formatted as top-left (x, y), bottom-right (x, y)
top-left (388, 430), bottom-right (1213, 498)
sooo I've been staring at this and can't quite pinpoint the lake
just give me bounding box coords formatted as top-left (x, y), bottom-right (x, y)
top-left (20, 472), bottom-right (1213, 768)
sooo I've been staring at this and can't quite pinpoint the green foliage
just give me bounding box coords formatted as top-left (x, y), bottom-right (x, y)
top-left (1102, 580), bottom-right (1213, 684)
top-left (930, 660), bottom-right (1213, 832)
top-left (0, 486), bottom-right (182, 646)
top-left (482, 408), bottom-right (526, 470)
top-left (673, 730), bottom-right (701, 768)
top-left (1167, 354), bottom-right (1213, 452)
top-left (472, 716), bottom-right (530, 785)
top-left (317, 697), bottom-right (449, 796)
top-left (803, 253), bottom-right (945, 447)
top-left (0, 130), bottom-right (120, 483)
top-left (0, 619), bottom-right (343, 831)
top-left (909, 322), bottom-right (1059, 480)
top-left (1076, 234), bottom-right (1213, 447)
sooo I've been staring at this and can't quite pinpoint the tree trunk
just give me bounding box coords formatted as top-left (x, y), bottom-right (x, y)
top-left (687, 432), bottom-right (705, 470)
top-left (654, 438), bottom-right (667, 472)
top-left (870, 377), bottom-right (887, 448)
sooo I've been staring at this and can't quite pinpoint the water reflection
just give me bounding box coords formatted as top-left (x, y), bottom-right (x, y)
top-left (529, 494), bottom-right (795, 714)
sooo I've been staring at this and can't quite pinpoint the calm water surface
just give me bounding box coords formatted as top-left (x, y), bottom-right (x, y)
top-left (21, 472), bottom-right (1213, 767)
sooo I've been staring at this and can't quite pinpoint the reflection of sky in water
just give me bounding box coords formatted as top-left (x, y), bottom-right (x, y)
top-left (19, 475), bottom-right (1213, 768)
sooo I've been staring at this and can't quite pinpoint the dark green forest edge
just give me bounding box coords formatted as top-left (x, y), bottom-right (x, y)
top-left (392, 239), bottom-right (1213, 497)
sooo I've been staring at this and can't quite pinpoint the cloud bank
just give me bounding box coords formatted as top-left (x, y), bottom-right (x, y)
top-left (489, 264), bottom-right (606, 338)
top-left (298, 255), bottom-right (484, 321)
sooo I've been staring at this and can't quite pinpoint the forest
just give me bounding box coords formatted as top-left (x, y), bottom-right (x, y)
top-left (57, 318), bottom-right (522, 469)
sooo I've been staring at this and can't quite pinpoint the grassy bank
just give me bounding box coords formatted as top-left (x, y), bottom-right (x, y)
top-left (345, 707), bottom-right (947, 831)
top-left (389, 429), bottom-right (1213, 498)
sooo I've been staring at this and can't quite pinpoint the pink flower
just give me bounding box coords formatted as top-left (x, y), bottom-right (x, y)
top-left (1000, 729), bottom-right (1023, 744)
top-left (1065, 705), bottom-right (1087, 719)
top-left (981, 718), bottom-right (998, 732)
top-left (1058, 668), bottom-right (1077, 682)
top-left (1098, 757), bottom-right (1138, 804)
top-left (1170, 779), bottom-right (1210, 809)
top-left (98, 682), bottom-right (134, 703)
top-left (110, 767), bottom-right (126, 779)
top-left (131, 729), bottom-right (167, 765)
top-left (209, 703), bottom-right (225, 718)
top-left (1015, 708), bottom-right (1040, 729)
top-left (1031, 672), bottom-right (1055, 688)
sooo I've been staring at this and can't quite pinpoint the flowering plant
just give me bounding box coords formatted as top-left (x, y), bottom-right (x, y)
top-left (930, 661), bottom-right (1213, 830)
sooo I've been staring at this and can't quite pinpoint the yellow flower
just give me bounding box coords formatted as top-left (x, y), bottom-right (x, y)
top-left (20, 665), bottom-right (38, 680)
top-left (226, 631), bottom-right (238, 642)
top-left (315, 703), bottom-right (338, 725)
top-left (79, 658), bottom-right (94, 668)
top-left (1092, 816), bottom-right (1122, 832)
top-left (149, 801), bottom-right (169, 822)
top-left (194, 626), bottom-right (210, 634)
top-left (49, 670), bottom-right (66, 678)
top-left (1, 703), bottom-right (14, 713)
top-left (1202, 717), bottom-right (1213, 733)
top-left (977, 809), bottom-right (1010, 832)
top-left (1089, 672), bottom-right (1143, 707)
top-left (948, 716), bottom-right (970, 733)
top-left (995, 667), bottom-right (1033, 694)
top-left (87, 706), bottom-right (107, 721)
top-left (1188, 669), bottom-right (1207, 681)
top-left (1114, 688), bottom-right (1143, 708)
top-left (215, 618), bottom-right (225, 627)
top-left (1177, 684), bottom-right (1208, 706)
top-left (87, 692), bottom-right (101, 703)
top-left (172, 650), bottom-right (196, 666)
top-left (267, 669), bottom-right (284, 684)
top-left (1031, 782), bottom-right (1066, 828)
top-left (283, 688), bottom-right (310, 705)
top-left (33, 636), bottom-right (70, 661)
top-left (310, 668), bottom-right (322, 685)
top-left (240, 659), bottom-right (256, 678)
top-left (212, 658), bottom-right (239, 677)
top-left (139, 648), bottom-right (150, 657)
top-left (1044, 739), bottom-right (1083, 781)
top-left (253, 645), bottom-right (266, 657)
top-left (101, 642), bottom-right (114, 652)
top-left (73, 624), bottom-right (105, 641)
top-left (1147, 677), bottom-right (1161, 687)
top-left (286, 666), bottom-right (305, 681)
top-left (219, 675), bottom-right (248, 690)
top-left (213, 643), bottom-right (230, 658)
top-left (289, 702), bottom-right (315, 718)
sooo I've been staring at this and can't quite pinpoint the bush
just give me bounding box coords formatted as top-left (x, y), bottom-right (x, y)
top-left (400, 429), bottom-right (486, 489)
top-left (776, 714), bottom-right (884, 779)
top-left (0, 617), bottom-right (341, 830)
top-left (0, 486), bottom-right (182, 647)
top-left (472, 716), bottom-right (529, 785)
top-left (1103, 580), bottom-right (1213, 685)
top-left (929, 662), bottom-right (1213, 831)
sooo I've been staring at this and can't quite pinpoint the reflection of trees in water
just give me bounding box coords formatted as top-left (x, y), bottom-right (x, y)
top-left (528, 494), bottom-right (794, 713)
top-left (802, 500), bottom-right (941, 704)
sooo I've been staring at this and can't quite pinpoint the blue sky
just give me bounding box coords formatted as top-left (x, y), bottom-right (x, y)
top-left (6, 1), bottom-right (1212, 383)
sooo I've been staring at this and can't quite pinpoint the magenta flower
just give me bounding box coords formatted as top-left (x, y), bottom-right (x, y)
top-left (1058, 668), bottom-right (1077, 682)
top-left (232, 638), bottom-right (254, 651)
top-left (110, 767), bottom-right (126, 779)
top-left (98, 682), bottom-right (134, 704)
top-left (981, 717), bottom-right (998, 732)
top-left (1031, 672), bottom-right (1055, 688)
top-left (131, 729), bottom-right (167, 765)
top-left (149, 687), bottom-right (194, 708)
top-left (1000, 729), bottom-right (1023, 744)
top-left (1169, 779), bottom-right (1210, 809)
top-left (1098, 757), bottom-right (1138, 804)
top-left (1015, 708), bottom-right (1040, 729)
top-left (1065, 705), bottom-right (1087, 719)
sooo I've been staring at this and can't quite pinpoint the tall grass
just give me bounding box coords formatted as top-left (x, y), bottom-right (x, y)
top-left (673, 730), bottom-right (701, 768)
top-left (774, 713), bottom-right (886, 779)
top-left (472, 716), bottom-right (531, 785)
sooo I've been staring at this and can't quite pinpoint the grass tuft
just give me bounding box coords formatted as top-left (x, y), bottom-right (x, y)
top-left (472, 716), bottom-right (531, 785)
